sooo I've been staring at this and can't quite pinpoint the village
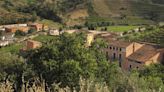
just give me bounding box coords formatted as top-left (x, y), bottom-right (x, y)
top-left (0, 23), bottom-right (164, 71)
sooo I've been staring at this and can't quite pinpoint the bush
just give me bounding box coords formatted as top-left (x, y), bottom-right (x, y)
top-left (15, 30), bottom-right (26, 36)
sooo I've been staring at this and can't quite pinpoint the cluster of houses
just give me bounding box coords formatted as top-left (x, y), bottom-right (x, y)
top-left (0, 23), bottom-right (48, 47)
top-left (45, 29), bottom-right (164, 70)
top-left (89, 31), bottom-right (164, 70)
top-left (0, 23), bottom-right (163, 71)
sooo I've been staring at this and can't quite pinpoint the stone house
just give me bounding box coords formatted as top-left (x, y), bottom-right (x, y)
top-left (49, 29), bottom-right (60, 36)
top-left (126, 45), bottom-right (164, 70)
top-left (5, 26), bottom-right (30, 33)
top-left (28, 23), bottom-right (43, 32)
top-left (26, 40), bottom-right (42, 50)
top-left (104, 40), bottom-right (164, 70)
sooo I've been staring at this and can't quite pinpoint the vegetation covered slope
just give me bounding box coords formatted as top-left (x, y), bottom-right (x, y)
top-left (91, 0), bottom-right (164, 22)
top-left (122, 26), bottom-right (164, 47)
top-left (0, 0), bottom-right (164, 25)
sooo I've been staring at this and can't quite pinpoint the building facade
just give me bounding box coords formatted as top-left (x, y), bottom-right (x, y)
top-left (26, 40), bottom-right (42, 50)
top-left (49, 29), bottom-right (60, 36)
top-left (5, 26), bottom-right (30, 33)
top-left (28, 23), bottom-right (43, 32)
top-left (104, 41), bottom-right (164, 70)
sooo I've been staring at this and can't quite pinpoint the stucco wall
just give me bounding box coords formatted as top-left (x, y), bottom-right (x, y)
top-left (145, 52), bottom-right (163, 65)
top-left (125, 42), bottom-right (143, 57)
top-left (125, 59), bottom-right (144, 70)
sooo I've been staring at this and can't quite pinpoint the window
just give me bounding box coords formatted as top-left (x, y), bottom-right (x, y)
top-left (110, 46), bottom-right (112, 49)
top-left (119, 62), bottom-right (121, 67)
top-left (120, 48), bottom-right (122, 51)
top-left (116, 47), bottom-right (118, 50)
top-left (119, 54), bottom-right (122, 60)
top-left (136, 61), bottom-right (142, 64)
top-left (130, 65), bottom-right (132, 69)
top-left (113, 47), bottom-right (115, 50)
top-left (113, 53), bottom-right (116, 59)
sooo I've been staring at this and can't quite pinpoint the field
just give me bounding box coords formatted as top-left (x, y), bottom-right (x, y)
top-left (87, 16), bottom-right (154, 25)
top-left (122, 27), bottom-right (164, 46)
top-left (0, 35), bottom-right (56, 54)
top-left (97, 26), bottom-right (139, 32)
top-left (33, 35), bottom-right (57, 42)
top-left (0, 43), bottom-right (23, 54)
top-left (38, 19), bottom-right (62, 29)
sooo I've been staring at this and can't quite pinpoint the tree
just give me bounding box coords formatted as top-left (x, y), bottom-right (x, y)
top-left (31, 11), bottom-right (37, 22)
top-left (15, 30), bottom-right (26, 36)
top-left (28, 29), bottom-right (36, 34)
top-left (139, 64), bottom-right (164, 83)
top-left (147, 11), bottom-right (159, 22)
top-left (0, 52), bottom-right (25, 91)
top-left (60, 60), bottom-right (82, 89)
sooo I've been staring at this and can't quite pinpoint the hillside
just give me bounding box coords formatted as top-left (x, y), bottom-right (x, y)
top-left (92, 0), bottom-right (164, 18)
top-left (0, 0), bottom-right (164, 26)
top-left (91, 0), bottom-right (164, 23)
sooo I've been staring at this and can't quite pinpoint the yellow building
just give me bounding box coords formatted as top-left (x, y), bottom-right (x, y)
top-left (86, 33), bottom-right (95, 46)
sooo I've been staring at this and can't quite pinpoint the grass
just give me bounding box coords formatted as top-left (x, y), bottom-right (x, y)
top-left (91, 0), bottom-right (164, 21)
top-left (122, 27), bottom-right (164, 46)
top-left (97, 26), bottom-right (139, 32)
top-left (0, 43), bottom-right (23, 54)
top-left (92, 0), bottom-right (111, 17)
top-left (33, 35), bottom-right (57, 42)
top-left (38, 19), bottom-right (63, 29)
top-left (87, 16), bottom-right (154, 26)
top-left (0, 35), bottom-right (56, 54)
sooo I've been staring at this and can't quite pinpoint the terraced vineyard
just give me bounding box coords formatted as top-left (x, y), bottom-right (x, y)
top-left (123, 27), bottom-right (164, 46)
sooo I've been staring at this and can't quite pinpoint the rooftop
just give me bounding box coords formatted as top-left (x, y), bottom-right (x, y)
top-left (127, 45), bottom-right (160, 63)
top-left (107, 40), bottom-right (132, 48)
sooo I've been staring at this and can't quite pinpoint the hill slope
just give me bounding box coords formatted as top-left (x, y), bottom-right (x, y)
top-left (0, 0), bottom-right (164, 25)
top-left (91, 0), bottom-right (164, 21)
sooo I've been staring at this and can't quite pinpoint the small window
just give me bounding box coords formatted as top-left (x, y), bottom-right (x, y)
top-left (113, 47), bottom-right (115, 50)
top-left (116, 47), bottom-right (118, 50)
top-left (120, 48), bottom-right (122, 51)
top-left (136, 67), bottom-right (139, 69)
top-left (119, 54), bottom-right (122, 60)
top-left (130, 65), bottom-right (132, 69)
top-left (113, 53), bottom-right (116, 59)
top-left (110, 46), bottom-right (112, 49)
